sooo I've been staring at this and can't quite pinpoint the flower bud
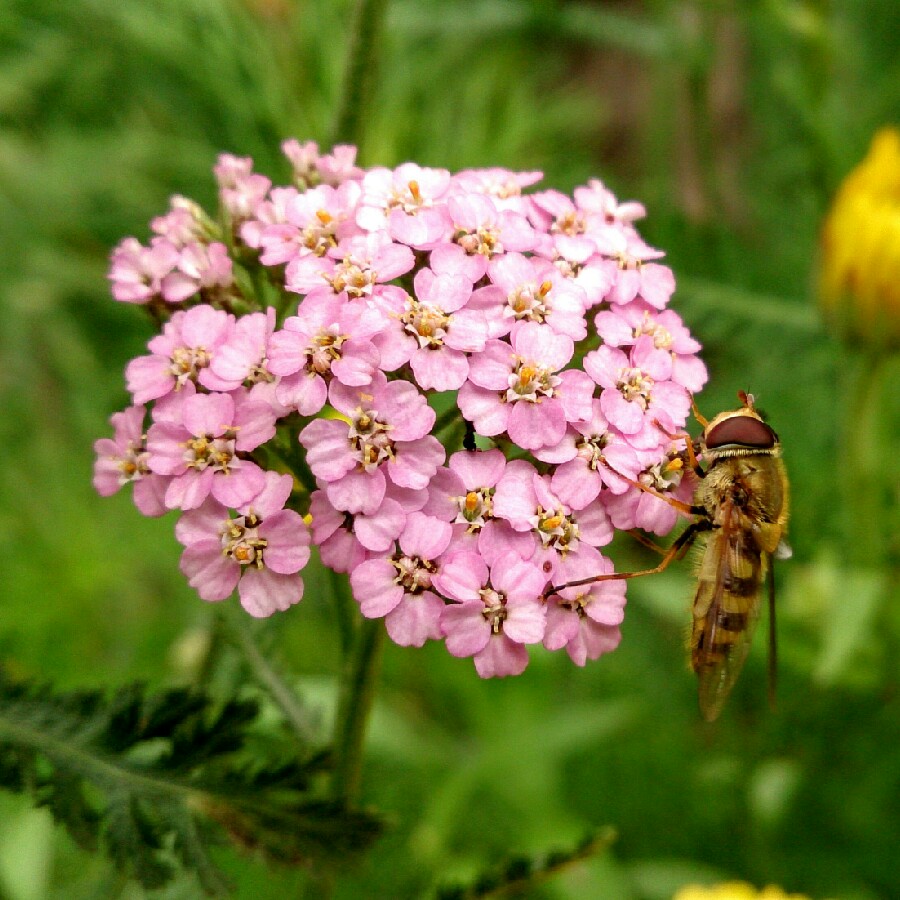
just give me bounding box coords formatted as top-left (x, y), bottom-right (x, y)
top-left (819, 128), bottom-right (900, 350)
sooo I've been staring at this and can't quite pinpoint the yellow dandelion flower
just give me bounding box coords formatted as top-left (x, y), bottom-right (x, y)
top-left (673, 882), bottom-right (814, 900)
top-left (819, 127), bottom-right (900, 350)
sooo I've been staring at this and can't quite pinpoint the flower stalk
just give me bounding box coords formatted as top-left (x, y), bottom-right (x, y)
top-left (220, 602), bottom-right (315, 744)
top-left (331, 616), bottom-right (385, 806)
top-left (839, 349), bottom-right (896, 572)
top-left (330, 0), bottom-right (389, 154)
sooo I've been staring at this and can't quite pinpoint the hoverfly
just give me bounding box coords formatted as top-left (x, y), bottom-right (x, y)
top-left (560, 391), bottom-right (790, 721)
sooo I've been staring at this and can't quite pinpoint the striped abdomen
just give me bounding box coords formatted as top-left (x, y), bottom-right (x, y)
top-left (689, 508), bottom-right (766, 721)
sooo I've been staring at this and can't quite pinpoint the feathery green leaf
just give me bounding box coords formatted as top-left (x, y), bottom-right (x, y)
top-left (0, 668), bottom-right (382, 896)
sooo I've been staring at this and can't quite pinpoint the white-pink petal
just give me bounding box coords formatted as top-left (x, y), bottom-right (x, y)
top-left (456, 383), bottom-right (508, 437)
top-left (385, 592), bottom-right (444, 647)
top-left (398, 512), bottom-right (452, 560)
top-left (474, 634), bottom-right (529, 677)
top-left (209, 461), bottom-right (266, 508)
top-left (507, 398), bottom-right (566, 450)
top-left (180, 541), bottom-right (239, 601)
top-left (441, 602), bottom-right (491, 657)
top-left (239, 568), bottom-right (303, 617)
top-left (261, 510), bottom-right (311, 574)
top-left (432, 551), bottom-right (488, 602)
top-left (355, 499), bottom-right (406, 552)
top-left (326, 468), bottom-right (386, 516)
top-left (352, 558), bottom-right (404, 618)
top-left (388, 437), bottom-right (445, 490)
top-left (183, 392), bottom-right (234, 437)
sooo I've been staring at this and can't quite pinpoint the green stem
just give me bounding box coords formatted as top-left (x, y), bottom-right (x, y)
top-left (329, 0), bottom-right (389, 155)
top-left (839, 349), bottom-right (889, 569)
top-left (329, 568), bottom-right (357, 658)
top-left (433, 401), bottom-right (464, 437)
top-left (331, 617), bottom-right (385, 806)
top-left (194, 609), bottom-right (226, 690)
top-left (220, 603), bottom-right (314, 745)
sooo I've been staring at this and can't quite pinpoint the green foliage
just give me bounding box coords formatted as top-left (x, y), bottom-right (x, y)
top-left (0, 670), bottom-right (381, 895)
top-left (1, 0), bottom-right (899, 897)
top-left (435, 829), bottom-right (617, 899)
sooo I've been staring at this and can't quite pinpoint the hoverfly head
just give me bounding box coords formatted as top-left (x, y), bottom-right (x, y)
top-left (701, 395), bottom-right (780, 460)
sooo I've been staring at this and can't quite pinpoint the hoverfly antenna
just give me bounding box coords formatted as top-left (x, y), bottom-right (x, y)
top-left (737, 389), bottom-right (755, 408)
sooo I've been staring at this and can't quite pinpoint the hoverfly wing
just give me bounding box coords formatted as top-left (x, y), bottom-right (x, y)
top-left (774, 538), bottom-right (793, 561)
top-left (692, 503), bottom-right (766, 722)
top-left (767, 553), bottom-right (778, 712)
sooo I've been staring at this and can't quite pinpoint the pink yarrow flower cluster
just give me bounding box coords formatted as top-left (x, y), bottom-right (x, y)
top-left (96, 140), bottom-right (706, 672)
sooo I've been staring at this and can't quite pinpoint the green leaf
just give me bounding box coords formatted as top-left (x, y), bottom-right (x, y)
top-left (435, 828), bottom-right (616, 899)
top-left (0, 669), bottom-right (382, 896)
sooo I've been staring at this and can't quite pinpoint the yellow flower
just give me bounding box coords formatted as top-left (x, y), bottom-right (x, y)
top-left (673, 882), bottom-right (813, 900)
top-left (819, 127), bottom-right (900, 350)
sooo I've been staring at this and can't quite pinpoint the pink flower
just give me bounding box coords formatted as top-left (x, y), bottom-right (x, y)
top-left (451, 167), bottom-right (543, 214)
top-left (349, 512), bottom-right (452, 647)
top-left (310, 481), bottom-right (427, 563)
top-left (159, 242), bottom-right (234, 304)
top-left (376, 264), bottom-right (487, 390)
top-left (447, 193), bottom-right (535, 279)
top-left (592, 229), bottom-right (675, 309)
top-left (214, 153), bottom-right (272, 225)
top-left (299, 372), bottom-right (444, 515)
top-left (544, 549), bottom-right (625, 666)
top-left (435, 551), bottom-right (547, 677)
top-left (527, 189), bottom-right (600, 264)
top-left (96, 143), bottom-right (712, 670)
top-left (594, 302), bottom-right (708, 393)
top-left (534, 400), bottom-right (643, 507)
top-left (492, 461), bottom-right (614, 573)
top-left (573, 179), bottom-right (646, 226)
top-left (458, 322), bottom-right (594, 450)
top-left (583, 344), bottom-right (690, 449)
top-left (240, 186), bottom-right (298, 249)
top-left (125, 306), bottom-right (235, 404)
top-left (146, 391), bottom-right (273, 510)
top-left (257, 182), bottom-right (362, 266)
top-left (422, 450), bottom-right (535, 564)
top-left (282, 139), bottom-right (364, 188)
top-left (539, 244), bottom-right (615, 310)
top-left (176, 472), bottom-right (310, 616)
top-left (93, 405), bottom-right (168, 516)
top-left (203, 309), bottom-right (278, 393)
top-left (469, 251), bottom-right (588, 340)
top-left (285, 231), bottom-right (414, 302)
top-left (108, 236), bottom-right (180, 304)
top-left (268, 292), bottom-right (383, 415)
top-left (308, 490), bottom-right (371, 574)
top-left (603, 448), bottom-right (695, 535)
top-left (150, 197), bottom-right (210, 248)
top-left (356, 164), bottom-right (453, 248)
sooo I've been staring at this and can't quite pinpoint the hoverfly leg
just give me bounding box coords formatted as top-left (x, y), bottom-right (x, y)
top-left (766, 556), bottom-right (778, 713)
top-left (650, 421), bottom-right (703, 476)
top-left (689, 393), bottom-right (709, 428)
top-left (614, 472), bottom-right (701, 517)
top-left (554, 521), bottom-right (707, 593)
top-left (626, 528), bottom-right (703, 564)
top-left (653, 394), bottom-right (709, 475)
top-left (626, 529), bottom-right (669, 556)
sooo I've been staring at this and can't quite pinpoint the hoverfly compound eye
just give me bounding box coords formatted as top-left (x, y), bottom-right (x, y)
top-left (705, 415), bottom-right (777, 449)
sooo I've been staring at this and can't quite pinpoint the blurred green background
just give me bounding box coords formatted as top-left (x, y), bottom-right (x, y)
top-left (1, 0), bottom-right (898, 897)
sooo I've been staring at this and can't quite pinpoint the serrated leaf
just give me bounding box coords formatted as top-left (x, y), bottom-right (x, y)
top-left (0, 668), bottom-right (382, 896)
top-left (435, 828), bottom-right (616, 899)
